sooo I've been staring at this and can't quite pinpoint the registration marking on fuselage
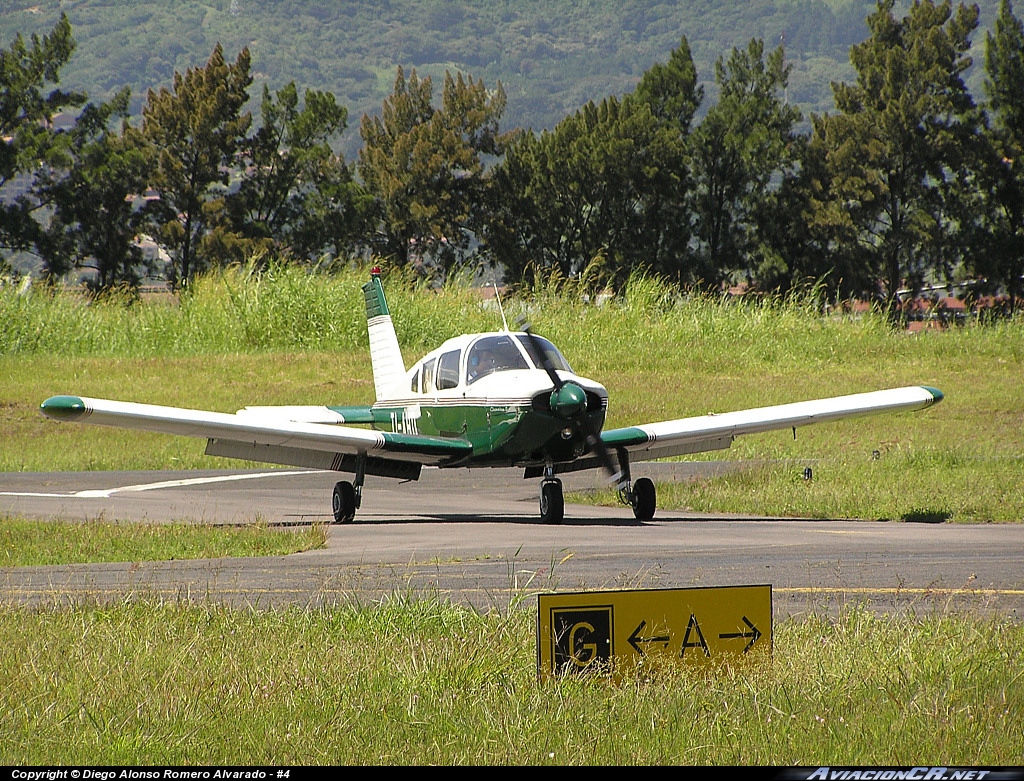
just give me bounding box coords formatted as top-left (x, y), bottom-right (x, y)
top-left (0, 470), bottom-right (314, 499)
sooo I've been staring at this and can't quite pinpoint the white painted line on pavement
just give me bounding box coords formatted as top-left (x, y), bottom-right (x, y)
top-left (0, 470), bottom-right (314, 499)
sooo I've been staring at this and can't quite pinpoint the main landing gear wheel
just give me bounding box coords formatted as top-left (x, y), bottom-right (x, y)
top-left (540, 478), bottom-right (564, 525)
top-left (332, 480), bottom-right (356, 524)
top-left (631, 476), bottom-right (656, 521)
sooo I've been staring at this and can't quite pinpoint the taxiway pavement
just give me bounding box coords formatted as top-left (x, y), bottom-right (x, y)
top-left (2, 465), bottom-right (1021, 617)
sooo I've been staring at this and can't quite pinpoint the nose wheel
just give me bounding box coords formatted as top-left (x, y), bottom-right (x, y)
top-left (539, 478), bottom-right (564, 524)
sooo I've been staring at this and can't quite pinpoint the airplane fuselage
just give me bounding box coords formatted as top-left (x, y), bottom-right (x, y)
top-left (331, 331), bottom-right (610, 469)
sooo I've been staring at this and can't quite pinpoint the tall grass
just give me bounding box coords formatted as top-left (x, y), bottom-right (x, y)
top-left (6, 263), bottom-right (1021, 370)
top-left (0, 264), bottom-right (503, 356)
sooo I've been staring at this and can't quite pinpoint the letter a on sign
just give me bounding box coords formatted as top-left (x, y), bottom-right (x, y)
top-left (680, 614), bottom-right (710, 658)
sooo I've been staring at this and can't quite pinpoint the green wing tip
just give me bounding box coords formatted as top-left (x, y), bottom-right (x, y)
top-left (40, 395), bottom-right (87, 420)
top-left (922, 387), bottom-right (944, 404)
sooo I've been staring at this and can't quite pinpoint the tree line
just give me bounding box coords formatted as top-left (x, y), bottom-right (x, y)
top-left (2, 0), bottom-right (1023, 315)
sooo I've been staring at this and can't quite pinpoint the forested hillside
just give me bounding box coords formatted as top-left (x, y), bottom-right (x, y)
top-left (4, 0), bottom-right (1022, 318)
top-left (1, 0), bottom-right (998, 137)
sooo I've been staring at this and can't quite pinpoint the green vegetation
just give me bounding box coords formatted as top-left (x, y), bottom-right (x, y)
top-left (0, 0), bottom-right (875, 136)
top-left (0, 13), bottom-right (83, 262)
top-left (3, 266), bottom-right (1022, 521)
top-left (0, 601), bottom-right (1020, 764)
top-left (0, 514), bottom-right (327, 567)
top-left (2, 1), bottom-right (1023, 314)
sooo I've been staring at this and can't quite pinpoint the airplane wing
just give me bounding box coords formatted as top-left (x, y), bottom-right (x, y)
top-left (600, 386), bottom-right (944, 461)
top-left (39, 395), bottom-right (472, 478)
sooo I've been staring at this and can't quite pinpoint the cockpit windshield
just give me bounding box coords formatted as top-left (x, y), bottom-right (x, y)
top-left (516, 334), bottom-right (573, 374)
top-left (466, 335), bottom-right (530, 384)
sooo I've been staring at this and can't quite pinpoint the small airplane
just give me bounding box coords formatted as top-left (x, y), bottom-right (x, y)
top-left (40, 269), bottom-right (944, 524)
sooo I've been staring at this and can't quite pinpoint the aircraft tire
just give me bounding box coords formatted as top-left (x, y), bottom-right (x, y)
top-left (540, 479), bottom-right (564, 525)
top-left (332, 480), bottom-right (356, 524)
top-left (631, 477), bottom-right (656, 521)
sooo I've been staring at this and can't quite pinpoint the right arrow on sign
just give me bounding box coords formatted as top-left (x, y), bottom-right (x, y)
top-left (718, 616), bottom-right (762, 653)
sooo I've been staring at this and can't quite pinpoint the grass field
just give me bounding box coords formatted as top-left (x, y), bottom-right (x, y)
top-left (0, 514), bottom-right (327, 566)
top-left (0, 600), bottom-right (1020, 764)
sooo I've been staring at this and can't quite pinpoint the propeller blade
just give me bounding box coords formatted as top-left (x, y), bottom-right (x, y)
top-left (516, 317), bottom-right (564, 391)
top-left (580, 409), bottom-right (621, 483)
top-left (519, 317), bottom-right (620, 483)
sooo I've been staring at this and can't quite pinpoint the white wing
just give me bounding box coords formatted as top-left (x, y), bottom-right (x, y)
top-left (601, 386), bottom-right (943, 460)
top-left (40, 395), bottom-right (472, 473)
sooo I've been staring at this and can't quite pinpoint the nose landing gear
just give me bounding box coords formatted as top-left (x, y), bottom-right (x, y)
top-left (539, 465), bottom-right (564, 524)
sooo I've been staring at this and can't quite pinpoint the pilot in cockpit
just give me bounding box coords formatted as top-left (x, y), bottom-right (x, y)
top-left (468, 336), bottom-right (529, 383)
top-left (470, 349), bottom-right (496, 380)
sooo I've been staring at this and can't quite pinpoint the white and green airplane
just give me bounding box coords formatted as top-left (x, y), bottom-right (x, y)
top-left (40, 269), bottom-right (944, 524)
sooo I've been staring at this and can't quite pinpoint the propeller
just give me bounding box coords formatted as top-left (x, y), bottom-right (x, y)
top-left (517, 317), bottom-right (622, 485)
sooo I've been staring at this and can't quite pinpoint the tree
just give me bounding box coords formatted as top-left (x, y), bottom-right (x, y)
top-left (0, 14), bottom-right (84, 261)
top-left (688, 38), bottom-right (802, 288)
top-left (486, 95), bottom-right (666, 286)
top-left (487, 38), bottom-right (704, 288)
top-left (225, 82), bottom-right (369, 263)
top-left (974, 0), bottom-right (1024, 313)
top-left (358, 67), bottom-right (510, 276)
top-left (35, 88), bottom-right (153, 290)
top-left (141, 44), bottom-right (252, 287)
top-left (631, 36), bottom-right (704, 283)
top-left (807, 0), bottom-right (981, 314)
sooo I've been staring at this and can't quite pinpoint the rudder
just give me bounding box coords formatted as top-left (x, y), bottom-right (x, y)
top-left (362, 269), bottom-right (406, 402)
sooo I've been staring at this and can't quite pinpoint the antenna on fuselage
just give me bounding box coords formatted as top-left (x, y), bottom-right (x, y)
top-left (493, 282), bottom-right (510, 332)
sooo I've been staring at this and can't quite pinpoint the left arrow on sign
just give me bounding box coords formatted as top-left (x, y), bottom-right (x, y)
top-left (627, 620), bottom-right (671, 655)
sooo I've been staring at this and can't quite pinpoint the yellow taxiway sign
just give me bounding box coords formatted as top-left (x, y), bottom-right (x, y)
top-left (537, 585), bottom-right (772, 679)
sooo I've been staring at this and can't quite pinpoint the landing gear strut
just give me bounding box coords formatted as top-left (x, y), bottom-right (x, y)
top-left (332, 454), bottom-right (366, 524)
top-left (615, 449), bottom-right (657, 521)
top-left (539, 465), bottom-right (564, 524)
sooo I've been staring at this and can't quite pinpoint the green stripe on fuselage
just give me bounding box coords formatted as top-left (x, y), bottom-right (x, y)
top-left (380, 430), bottom-right (474, 457)
top-left (372, 400), bottom-right (606, 466)
top-left (371, 402), bottom-right (521, 454)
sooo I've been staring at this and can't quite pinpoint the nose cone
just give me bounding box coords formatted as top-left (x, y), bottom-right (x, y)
top-left (549, 383), bottom-right (587, 418)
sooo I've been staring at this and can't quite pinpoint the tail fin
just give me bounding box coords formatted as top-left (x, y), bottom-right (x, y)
top-left (362, 269), bottom-right (406, 402)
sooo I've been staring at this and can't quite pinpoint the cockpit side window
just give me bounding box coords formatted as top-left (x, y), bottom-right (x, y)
top-left (422, 358), bottom-right (436, 393)
top-left (516, 334), bottom-right (573, 374)
top-left (467, 335), bottom-right (530, 384)
top-left (411, 367), bottom-right (420, 394)
top-left (436, 349), bottom-right (462, 390)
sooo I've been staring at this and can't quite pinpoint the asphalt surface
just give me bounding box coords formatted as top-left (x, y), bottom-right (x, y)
top-left (2, 464), bottom-right (1022, 618)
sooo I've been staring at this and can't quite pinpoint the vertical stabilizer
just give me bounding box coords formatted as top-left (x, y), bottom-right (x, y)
top-left (362, 270), bottom-right (406, 402)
